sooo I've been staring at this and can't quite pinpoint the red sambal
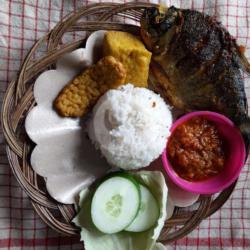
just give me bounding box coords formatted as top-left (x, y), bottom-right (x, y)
top-left (167, 117), bottom-right (226, 182)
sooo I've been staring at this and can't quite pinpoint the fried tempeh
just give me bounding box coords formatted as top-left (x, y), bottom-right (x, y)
top-left (54, 56), bottom-right (126, 117)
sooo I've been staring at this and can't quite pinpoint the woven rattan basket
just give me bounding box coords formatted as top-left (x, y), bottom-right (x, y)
top-left (1, 2), bottom-right (244, 244)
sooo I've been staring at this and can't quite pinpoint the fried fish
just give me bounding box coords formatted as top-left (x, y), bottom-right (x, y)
top-left (140, 6), bottom-right (250, 146)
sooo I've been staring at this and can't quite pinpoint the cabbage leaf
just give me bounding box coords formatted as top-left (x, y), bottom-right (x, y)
top-left (72, 171), bottom-right (168, 250)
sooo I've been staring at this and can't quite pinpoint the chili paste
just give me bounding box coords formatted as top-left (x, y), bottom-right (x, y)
top-left (167, 117), bottom-right (225, 182)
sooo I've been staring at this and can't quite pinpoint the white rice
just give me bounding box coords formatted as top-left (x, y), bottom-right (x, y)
top-left (88, 84), bottom-right (172, 170)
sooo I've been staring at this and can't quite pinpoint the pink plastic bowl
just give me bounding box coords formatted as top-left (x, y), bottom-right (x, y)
top-left (162, 111), bottom-right (246, 194)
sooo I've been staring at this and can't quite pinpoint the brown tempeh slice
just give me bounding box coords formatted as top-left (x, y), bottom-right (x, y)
top-left (54, 56), bottom-right (126, 117)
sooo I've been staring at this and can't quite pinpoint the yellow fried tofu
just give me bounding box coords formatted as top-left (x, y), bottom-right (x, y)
top-left (54, 56), bottom-right (126, 117)
top-left (103, 31), bottom-right (152, 88)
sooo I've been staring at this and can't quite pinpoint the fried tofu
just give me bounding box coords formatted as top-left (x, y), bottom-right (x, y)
top-left (54, 56), bottom-right (126, 117)
top-left (103, 31), bottom-right (152, 88)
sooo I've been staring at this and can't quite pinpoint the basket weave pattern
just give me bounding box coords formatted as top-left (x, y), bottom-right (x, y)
top-left (1, 3), bottom-right (238, 244)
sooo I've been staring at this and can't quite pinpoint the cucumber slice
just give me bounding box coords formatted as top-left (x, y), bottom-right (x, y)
top-left (91, 175), bottom-right (140, 234)
top-left (125, 184), bottom-right (159, 232)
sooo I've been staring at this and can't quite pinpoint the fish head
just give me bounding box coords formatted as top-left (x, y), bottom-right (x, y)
top-left (141, 6), bottom-right (182, 55)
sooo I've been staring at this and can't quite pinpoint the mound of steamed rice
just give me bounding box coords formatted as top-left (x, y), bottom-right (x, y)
top-left (88, 84), bottom-right (172, 170)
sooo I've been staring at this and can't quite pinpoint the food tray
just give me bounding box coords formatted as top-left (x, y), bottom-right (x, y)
top-left (1, 2), bottom-right (242, 244)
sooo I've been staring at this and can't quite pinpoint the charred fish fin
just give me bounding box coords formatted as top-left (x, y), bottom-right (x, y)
top-left (219, 28), bottom-right (250, 73)
top-left (236, 45), bottom-right (250, 73)
top-left (150, 60), bottom-right (186, 109)
top-left (238, 117), bottom-right (250, 155)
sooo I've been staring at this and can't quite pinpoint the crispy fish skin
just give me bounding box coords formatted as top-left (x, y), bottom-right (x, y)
top-left (141, 6), bottom-right (249, 125)
top-left (54, 56), bottom-right (126, 117)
